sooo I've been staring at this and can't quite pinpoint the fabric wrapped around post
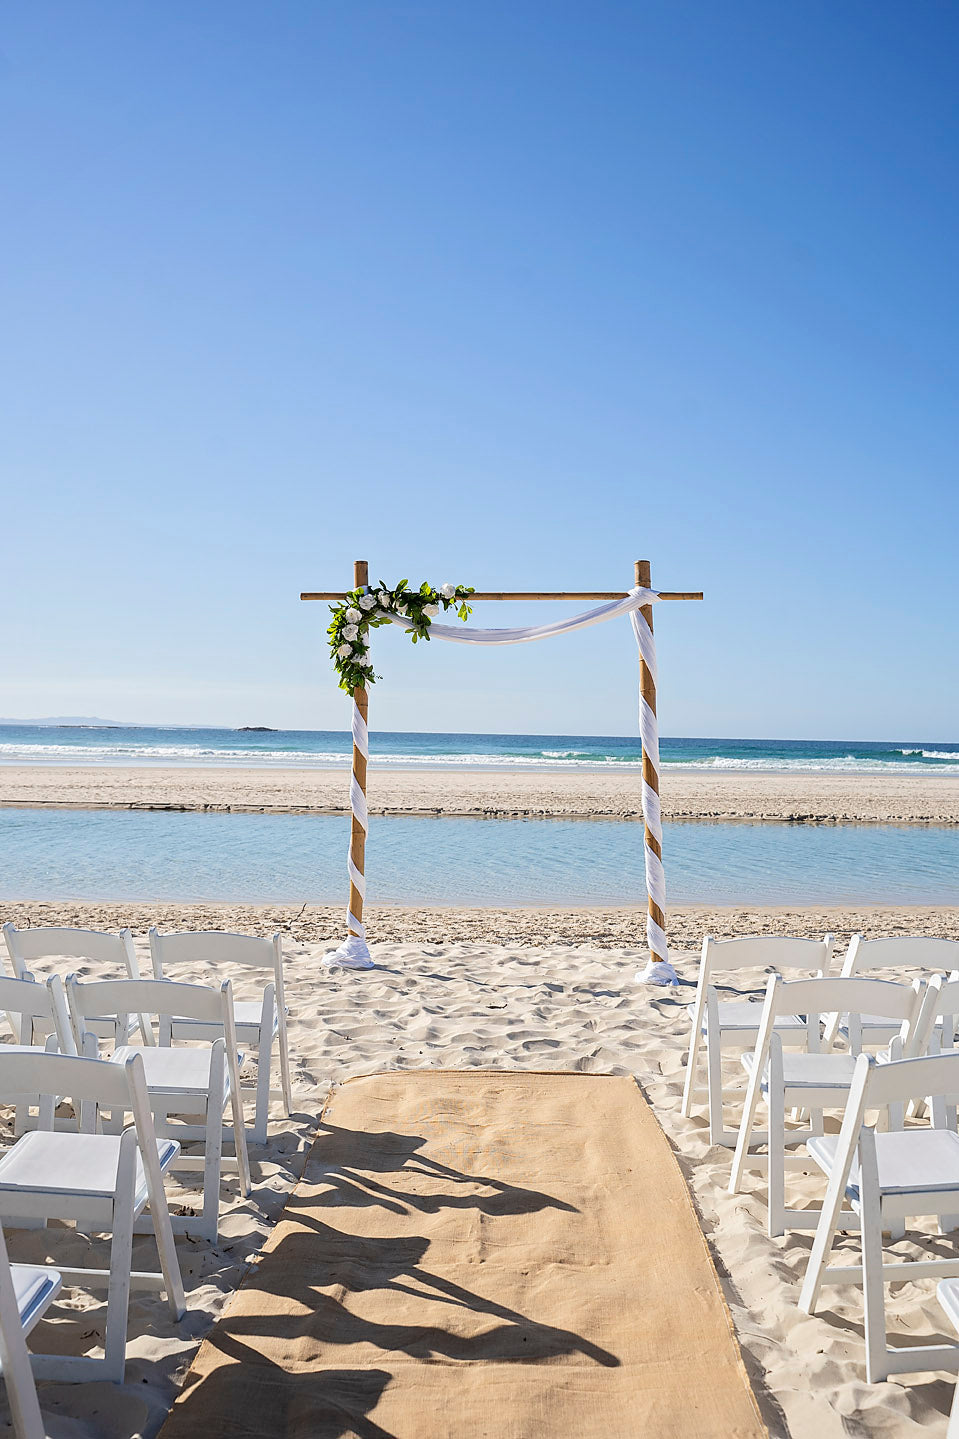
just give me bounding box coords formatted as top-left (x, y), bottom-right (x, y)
top-left (324, 587), bottom-right (678, 985)
top-left (324, 695), bottom-right (376, 969)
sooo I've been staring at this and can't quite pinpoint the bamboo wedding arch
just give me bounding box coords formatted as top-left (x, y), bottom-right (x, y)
top-left (302, 561), bottom-right (703, 983)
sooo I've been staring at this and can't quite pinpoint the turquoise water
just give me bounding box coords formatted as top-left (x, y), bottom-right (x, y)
top-left (2, 724), bottom-right (958, 774)
top-left (1, 809), bottom-right (957, 906)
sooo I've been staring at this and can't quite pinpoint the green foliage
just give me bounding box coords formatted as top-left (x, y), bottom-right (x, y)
top-left (327, 581), bottom-right (475, 693)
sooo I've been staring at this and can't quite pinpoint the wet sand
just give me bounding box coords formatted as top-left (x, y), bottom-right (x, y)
top-left (2, 764), bottom-right (958, 823)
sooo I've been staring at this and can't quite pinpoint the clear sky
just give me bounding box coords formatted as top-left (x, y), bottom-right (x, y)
top-left (3, 2), bottom-right (957, 740)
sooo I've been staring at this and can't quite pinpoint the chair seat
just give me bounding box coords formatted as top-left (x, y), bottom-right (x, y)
top-left (704, 1002), bottom-right (805, 1034)
top-left (808, 1129), bottom-right (959, 1199)
top-left (742, 1050), bottom-right (859, 1089)
top-left (113, 1046), bottom-right (239, 1097)
top-left (0, 1130), bottom-right (178, 1210)
top-left (170, 1003), bottom-right (278, 1037)
top-left (12, 1263), bottom-right (62, 1332)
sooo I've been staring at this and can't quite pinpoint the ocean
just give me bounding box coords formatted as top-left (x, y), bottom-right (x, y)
top-left (2, 810), bottom-right (957, 907)
top-left (1, 725), bottom-right (957, 773)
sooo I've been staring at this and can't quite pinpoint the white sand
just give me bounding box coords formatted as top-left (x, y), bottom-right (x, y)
top-left (2, 927), bottom-right (957, 1436)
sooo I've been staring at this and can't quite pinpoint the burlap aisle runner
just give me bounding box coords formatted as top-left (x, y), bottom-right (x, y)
top-left (159, 1072), bottom-right (765, 1438)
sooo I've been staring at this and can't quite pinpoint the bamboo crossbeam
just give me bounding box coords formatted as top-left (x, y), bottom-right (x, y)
top-left (301, 590), bottom-right (703, 601)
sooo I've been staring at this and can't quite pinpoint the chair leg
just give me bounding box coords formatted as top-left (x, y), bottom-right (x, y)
top-left (767, 1080), bottom-right (786, 1238)
top-left (681, 1022), bottom-right (702, 1119)
top-left (201, 1093), bottom-right (224, 1244)
top-left (253, 1037), bottom-right (271, 1145)
top-left (948, 1374), bottom-right (959, 1439)
top-left (0, 1235), bottom-right (45, 1439)
top-left (278, 1022), bottom-right (293, 1118)
top-left (729, 1061), bottom-right (766, 1195)
top-left (229, 1078), bottom-right (252, 1201)
top-left (102, 1133), bottom-right (137, 1383)
top-left (706, 1035), bottom-right (726, 1146)
top-left (859, 1142), bottom-right (890, 1384)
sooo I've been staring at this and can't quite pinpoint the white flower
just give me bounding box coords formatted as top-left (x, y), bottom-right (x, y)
top-left (424, 604), bottom-right (439, 617)
top-left (359, 594), bottom-right (376, 611)
top-left (336, 642), bottom-right (351, 658)
top-left (439, 583), bottom-right (456, 599)
top-left (342, 625), bottom-right (359, 641)
top-left (345, 607), bottom-right (361, 623)
top-left (375, 590), bottom-right (389, 606)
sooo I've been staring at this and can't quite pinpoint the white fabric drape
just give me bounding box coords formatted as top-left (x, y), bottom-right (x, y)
top-left (325, 586), bottom-right (679, 985)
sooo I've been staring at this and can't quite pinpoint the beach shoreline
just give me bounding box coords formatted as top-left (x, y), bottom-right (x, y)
top-left (2, 763), bottom-right (958, 824)
top-left (4, 899), bottom-right (958, 947)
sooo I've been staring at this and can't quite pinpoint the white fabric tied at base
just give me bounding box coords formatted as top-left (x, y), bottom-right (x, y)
top-left (331, 586), bottom-right (673, 979)
top-left (638, 956), bottom-right (680, 987)
top-left (324, 934), bottom-right (375, 970)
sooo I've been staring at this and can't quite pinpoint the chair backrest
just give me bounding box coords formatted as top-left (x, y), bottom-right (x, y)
top-left (757, 974), bottom-right (924, 1057)
top-left (149, 928), bottom-right (283, 997)
top-left (909, 974), bottom-right (959, 1057)
top-left (0, 973), bottom-right (76, 1056)
top-left (860, 1049), bottom-right (959, 1112)
top-left (0, 1049), bottom-right (148, 1133)
top-left (3, 924), bottom-right (139, 981)
top-left (66, 976), bottom-right (237, 1050)
top-left (840, 934), bottom-right (959, 977)
top-left (698, 934), bottom-right (834, 991)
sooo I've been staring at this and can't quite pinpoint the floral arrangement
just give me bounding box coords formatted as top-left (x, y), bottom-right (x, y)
top-left (328, 580), bottom-right (475, 692)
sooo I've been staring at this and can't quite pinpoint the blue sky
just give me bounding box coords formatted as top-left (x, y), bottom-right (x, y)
top-left (3, 2), bottom-right (956, 739)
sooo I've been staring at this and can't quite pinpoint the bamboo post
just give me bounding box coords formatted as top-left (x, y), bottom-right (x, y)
top-left (636, 558), bottom-right (667, 967)
top-left (348, 558), bottom-right (369, 938)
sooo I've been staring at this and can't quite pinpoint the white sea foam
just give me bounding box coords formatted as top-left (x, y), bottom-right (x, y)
top-left (1, 742), bottom-right (958, 774)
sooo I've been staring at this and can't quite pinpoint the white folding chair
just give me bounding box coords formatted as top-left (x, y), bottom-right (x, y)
top-left (2, 925), bottom-right (149, 1048)
top-left (824, 935), bottom-right (959, 1049)
top-left (0, 972), bottom-right (78, 1136)
top-left (728, 975), bottom-right (925, 1236)
top-left (0, 1050), bottom-right (185, 1383)
top-left (0, 1223), bottom-right (60, 1439)
top-left (0, 974), bottom-right (75, 1057)
top-left (681, 935), bottom-right (835, 1146)
top-left (800, 1051), bottom-right (959, 1383)
top-left (149, 929), bottom-right (292, 1144)
top-left (66, 977), bottom-right (251, 1243)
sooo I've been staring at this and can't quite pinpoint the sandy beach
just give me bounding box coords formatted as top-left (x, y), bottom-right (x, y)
top-left (3, 753), bottom-right (958, 1435)
top-left (2, 920), bottom-right (958, 1437)
top-left (2, 764), bottom-right (959, 823)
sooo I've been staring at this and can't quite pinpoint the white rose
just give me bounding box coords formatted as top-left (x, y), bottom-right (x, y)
top-left (440, 583), bottom-right (456, 599)
top-left (345, 607), bottom-right (361, 623)
top-left (336, 642), bottom-right (351, 658)
top-left (359, 594), bottom-right (376, 611)
top-left (375, 590), bottom-right (389, 606)
top-left (424, 604), bottom-right (439, 617)
top-left (342, 625), bottom-right (358, 641)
